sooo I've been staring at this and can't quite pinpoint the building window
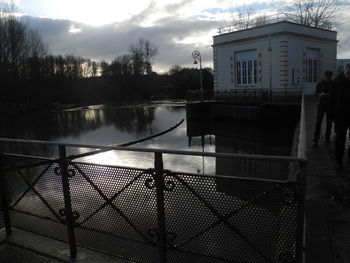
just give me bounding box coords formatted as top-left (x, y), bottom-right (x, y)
top-left (242, 61), bottom-right (247, 84)
top-left (235, 50), bottom-right (257, 86)
top-left (313, 60), bottom-right (318, 82)
top-left (306, 58), bottom-right (319, 83)
top-left (236, 61), bottom-right (241, 84)
top-left (305, 49), bottom-right (319, 83)
top-left (254, 60), bottom-right (257, 83)
top-left (307, 59), bottom-right (313, 82)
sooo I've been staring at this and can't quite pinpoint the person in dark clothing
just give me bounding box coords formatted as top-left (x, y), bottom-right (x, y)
top-left (330, 63), bottom-right (350, 169)
top-left (312, 70), bottom-right (333, 145)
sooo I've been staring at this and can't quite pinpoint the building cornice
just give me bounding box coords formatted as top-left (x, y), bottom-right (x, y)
top-left (215, 21), bottom-right (337, 37)
top-left (212, 31), bottom-right (338, 48)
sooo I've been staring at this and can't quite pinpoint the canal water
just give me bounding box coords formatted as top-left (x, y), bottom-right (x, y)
top-left (0, 101), bottom-right (297, 176)
top-left (1, 101), bottom-right (300, 262)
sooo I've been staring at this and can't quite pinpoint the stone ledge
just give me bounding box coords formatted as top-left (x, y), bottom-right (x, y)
top-left (0, 228), bottom-right (134, 263)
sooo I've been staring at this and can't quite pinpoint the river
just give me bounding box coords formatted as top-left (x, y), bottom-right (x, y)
top-left (0, 100), bottom-right (299, 262)
top-left (0, 100), bottom-right (297, 176)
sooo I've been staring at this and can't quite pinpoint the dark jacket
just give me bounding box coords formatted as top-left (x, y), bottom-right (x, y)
top-left (314, 79), bottom-right (332, 106)
top-left (330, 73), bottom-right (350, 123)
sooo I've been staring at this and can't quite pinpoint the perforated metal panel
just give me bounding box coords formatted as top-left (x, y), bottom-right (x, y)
top-left (70, 162), bottom-right (160, 263)
top-left (1, 153), bottom-right (302, 263)
top-left (5, 161), bottom-right (69, 243)
top-left (164, 172), bottom-right (298, 263)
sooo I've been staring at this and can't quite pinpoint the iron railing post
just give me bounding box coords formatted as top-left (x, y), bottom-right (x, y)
top-left (0, 153), bottom-right (12, 236)
top-left (296, 160), bottom-right (307, 263)
top-left (154, 152), bottom-right (167, 263)
top-left (58, 145), bottom-right (77, 259)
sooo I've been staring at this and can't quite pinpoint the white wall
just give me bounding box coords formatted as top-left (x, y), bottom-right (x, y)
top-left (213, 22), bottom-right (337, 92)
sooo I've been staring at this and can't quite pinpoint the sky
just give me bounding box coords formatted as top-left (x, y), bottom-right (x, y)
top-left (6, 0), bottom-right (350, 72)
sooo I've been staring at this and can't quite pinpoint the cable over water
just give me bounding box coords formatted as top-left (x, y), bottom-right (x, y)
top-left (68, 119), bottom-right (185, 160)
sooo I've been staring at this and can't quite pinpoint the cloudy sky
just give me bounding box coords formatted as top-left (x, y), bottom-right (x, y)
top-left (10, 0), bottom-right (350, 72)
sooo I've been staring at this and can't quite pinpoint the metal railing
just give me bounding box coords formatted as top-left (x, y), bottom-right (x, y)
top-left (0, 138), bottom-right (307, 262)
top-left (187, 88), bottom-right (302, 105)
top-left (217, 13), bottom-right (333, 35)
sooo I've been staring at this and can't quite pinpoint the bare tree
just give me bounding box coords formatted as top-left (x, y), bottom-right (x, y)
top-left (142, 39), bottom-right (158, 74)
top-left (91, 61), bottom-right (98, 77)
top-left (129, 41), bottom-right (144, 75)
top-left (120, 54), bottom-right (132, 75)
top-left (0, 1), bottom-right (47, 79)
top-left (168, 65), bottom-right (182, 76)
top-left (283, 0), bottom-right (340, 28)
top-left (129, 38), bottom-right (158, 75)
top-left (231, 7), bottom-right (255, 31)
top-left (255, 15), bottom-right (268, 27)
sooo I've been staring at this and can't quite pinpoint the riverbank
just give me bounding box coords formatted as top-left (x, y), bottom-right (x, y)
top-left (0, 97), bottom-right (188, 116)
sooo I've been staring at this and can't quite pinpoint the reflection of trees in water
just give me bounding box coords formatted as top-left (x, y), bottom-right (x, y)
top-left (0, 107), bottom-right (156, 156)
top-left (104, 107), bottom-right (156, 136)
top-left (54, 110), bottom-right (106, 138)
top-left (0, 107), bottom-right (156, 140)
top-left (0, 110), bottom-right (105, 141)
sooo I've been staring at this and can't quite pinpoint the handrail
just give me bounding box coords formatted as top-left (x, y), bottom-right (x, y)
top-left (297, 92), bottom-right (307, 161)
top-left (217, 12), bottom-right (333, 35)
top-left (0, 142), bottom-right (305, 262)
top-left (188, 88), bottom-right (302, 92)
top-left (0, 137), bottom-right (305, 162)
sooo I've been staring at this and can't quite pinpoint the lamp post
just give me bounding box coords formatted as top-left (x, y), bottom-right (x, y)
top-left (192, 50), bottom-right (203, 102)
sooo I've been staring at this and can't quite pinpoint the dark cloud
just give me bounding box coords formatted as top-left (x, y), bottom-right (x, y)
top-left (24, 13), bottom-right (218, 72)
top-left (22, 1), bottom-right (350, 73)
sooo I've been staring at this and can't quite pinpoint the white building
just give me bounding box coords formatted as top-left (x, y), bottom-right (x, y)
top-left (212, 16), bottom-right (337, 95)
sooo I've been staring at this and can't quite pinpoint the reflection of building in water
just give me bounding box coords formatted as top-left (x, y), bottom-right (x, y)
top-left (187, 119), bottom-right (297, 180)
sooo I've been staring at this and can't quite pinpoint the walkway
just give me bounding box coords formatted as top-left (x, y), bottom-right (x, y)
top-left (304, 96), bottom-right (350, 263)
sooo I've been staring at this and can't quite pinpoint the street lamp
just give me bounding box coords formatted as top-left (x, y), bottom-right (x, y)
top-left (192, 50), bottom-right (203, 102)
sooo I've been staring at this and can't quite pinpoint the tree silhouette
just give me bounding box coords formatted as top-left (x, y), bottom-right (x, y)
top-left (129, 38), bottom-right (158, 75)
top-left (283, 0), bottom-right (339, 28)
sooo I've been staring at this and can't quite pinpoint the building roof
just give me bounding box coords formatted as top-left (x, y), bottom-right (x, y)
top-left (213, 19), bottom-right (337, 47)
top-left (217, 13), bottom-right (334, 35)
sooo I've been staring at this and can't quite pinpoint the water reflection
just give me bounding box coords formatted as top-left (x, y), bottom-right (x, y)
top-left (0, 106), bottom-right (157, 143)
top-left (0, 102), bottom-right (296, 176)
top-left (3, 103), bottom-right (298, 262)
